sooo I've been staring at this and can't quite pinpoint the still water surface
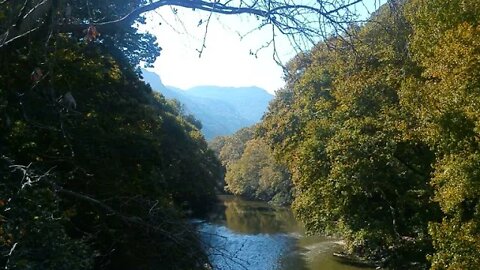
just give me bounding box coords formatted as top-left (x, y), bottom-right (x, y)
top-left (197, 195), bottom-right (373, 270)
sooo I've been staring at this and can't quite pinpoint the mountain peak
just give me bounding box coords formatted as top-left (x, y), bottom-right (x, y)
top-left (141, 70), bottom-right (273, 140)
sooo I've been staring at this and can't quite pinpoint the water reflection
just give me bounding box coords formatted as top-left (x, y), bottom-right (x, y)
top-left (198, 195), bottom-right (372, 270)
top-left (207, 196), bottom-right (299, 234)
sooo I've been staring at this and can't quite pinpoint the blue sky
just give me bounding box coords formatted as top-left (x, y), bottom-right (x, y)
top-left (143, 1), bottom-right (385, 94)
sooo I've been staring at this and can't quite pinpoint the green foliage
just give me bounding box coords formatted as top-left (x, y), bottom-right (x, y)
top-left (0, 22), bottom-right (219, 270)
top-left (0, 169), bottom-right (93, 270)
top-left (259, 1), bottom-right (462, 268)
top-left (210, 126), bottom-right (293, 206)
top-left (260, 0), bottom-right (480, 268)
top-left (210, 127), bottom-right (256, 166)
top-left (401, 0), bottom-right (480, 267)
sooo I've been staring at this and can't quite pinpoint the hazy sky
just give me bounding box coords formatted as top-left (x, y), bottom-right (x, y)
top-left (143, 1), bottom-right (384, 94)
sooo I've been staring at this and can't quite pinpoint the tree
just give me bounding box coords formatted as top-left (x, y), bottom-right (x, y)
top-left (403, 0), bottom-right (480, 268)
top-left (0, 29), bottom-right (221, 269)
top-left (260, 2), bottom-right (442, 268)
top-left (212, 126), bottom-right (293, 205)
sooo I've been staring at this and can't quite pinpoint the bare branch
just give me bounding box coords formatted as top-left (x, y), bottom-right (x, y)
top-left (196, 10), bottom-right (213, 57)
top-left (0, 0), bottom-right (52, 48)
top-left (1, 0), bottom-right (368, 50)
top-left (9, 163), bottom-right (56, 189)
top-left (0, 26), bottom-right (40, 48)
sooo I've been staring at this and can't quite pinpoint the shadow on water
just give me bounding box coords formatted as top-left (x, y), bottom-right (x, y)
top-left (197, 195), bottom-right (374, 270)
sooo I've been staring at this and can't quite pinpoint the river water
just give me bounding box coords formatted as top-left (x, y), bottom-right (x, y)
top-left (196, 195), bottom-right (373, 270)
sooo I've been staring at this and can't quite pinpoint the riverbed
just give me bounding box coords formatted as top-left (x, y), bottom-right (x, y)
top-left (196, 195), bottom-right (373, 270)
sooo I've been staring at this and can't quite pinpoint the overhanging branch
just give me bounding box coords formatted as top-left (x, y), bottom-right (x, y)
top-left (1, 0), bottom-right (367, 50)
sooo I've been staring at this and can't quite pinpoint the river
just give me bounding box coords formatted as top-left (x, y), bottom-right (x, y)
top-left (196, 195), bottom-right (373, 270)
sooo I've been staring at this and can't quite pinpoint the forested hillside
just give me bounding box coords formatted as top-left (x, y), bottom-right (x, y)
top-left (260, 0), bottom-right (480, 268)
top-left (0, 2), bottom-right (222, 269)
top-left (210, 126), bottom-right (293, 205)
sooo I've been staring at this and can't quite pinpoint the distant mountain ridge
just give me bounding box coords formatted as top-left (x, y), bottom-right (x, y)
top-left (141, 69), bottom-right (273, 140)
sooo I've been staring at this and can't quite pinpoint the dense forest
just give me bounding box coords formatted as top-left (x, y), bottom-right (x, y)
top-left (0, 1), bottom-right (224, 269)
top-left (209, 126), bottom-right (293, 205)
top-left (258, 0), bottom-right (480, 269)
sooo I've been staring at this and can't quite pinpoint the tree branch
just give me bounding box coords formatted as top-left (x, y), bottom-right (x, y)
top-left (2, 0), bottom-right (367, 50)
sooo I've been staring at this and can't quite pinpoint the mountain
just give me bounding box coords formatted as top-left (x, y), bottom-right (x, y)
top-left (141, 69), bottom-right (273, 140)
top-left (140, 69), bottom-right (181, 99)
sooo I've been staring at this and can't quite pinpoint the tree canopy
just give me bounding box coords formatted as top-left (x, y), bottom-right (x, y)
top-left (0, 0), bottom-right (231, 268)
top-left (259, 0), bottom-right (480, 268)
top-left (210, 126), bottom-right (293, 205)
top-left (0, 32), bottom-right (225, 267)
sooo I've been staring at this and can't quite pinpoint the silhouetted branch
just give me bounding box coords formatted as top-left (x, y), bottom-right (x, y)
top-left (1, 0), bottom-right (368, 50)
